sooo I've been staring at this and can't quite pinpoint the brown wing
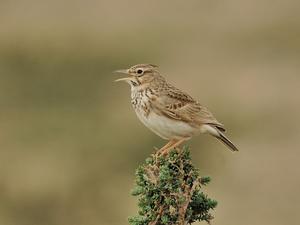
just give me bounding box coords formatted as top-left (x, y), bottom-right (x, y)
top-left (152, 84), bottom-right (225, 130)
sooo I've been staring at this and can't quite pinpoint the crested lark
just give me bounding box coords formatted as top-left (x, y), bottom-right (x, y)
top-left (115, 64), bottom-right (238, 154)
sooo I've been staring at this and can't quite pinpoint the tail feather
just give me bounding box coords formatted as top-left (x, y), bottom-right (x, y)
top-left (215, 131), bottom-right (239, 152)
top-left (200, 124), bottom-right (239, 152)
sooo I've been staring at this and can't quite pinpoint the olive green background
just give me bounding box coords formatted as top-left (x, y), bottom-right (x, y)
top-left (0, 1), bottom-right (300, 225)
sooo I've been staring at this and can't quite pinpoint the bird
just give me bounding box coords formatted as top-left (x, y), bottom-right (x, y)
top-left (115, 64), bottom-right (238, 155)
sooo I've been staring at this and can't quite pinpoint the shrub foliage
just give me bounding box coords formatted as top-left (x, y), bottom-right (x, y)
top-left (129, 146), bottom-right (217, 225)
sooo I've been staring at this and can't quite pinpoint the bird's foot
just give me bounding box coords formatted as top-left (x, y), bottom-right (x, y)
top-left (157, 138), bottom-right (188, 156)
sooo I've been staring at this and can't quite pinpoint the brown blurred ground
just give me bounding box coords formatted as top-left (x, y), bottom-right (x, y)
top-left (0, 1), bottom-right (300, 225)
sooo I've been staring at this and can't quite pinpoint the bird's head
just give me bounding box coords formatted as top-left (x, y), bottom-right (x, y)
top-left (115, 64), bottom-right (162, 88)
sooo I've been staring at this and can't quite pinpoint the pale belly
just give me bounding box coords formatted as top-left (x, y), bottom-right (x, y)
top-left (134, 109), bottom-right (198, 140)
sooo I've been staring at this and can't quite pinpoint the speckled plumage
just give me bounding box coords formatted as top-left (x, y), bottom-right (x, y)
top-left (115, 64), bottom-right (238, 153)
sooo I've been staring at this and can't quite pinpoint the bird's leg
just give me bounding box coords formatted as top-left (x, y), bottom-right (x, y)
top-left (156, 140), bottom-right (176, 154)
top-left (160, 138), bottom-right (188, 156)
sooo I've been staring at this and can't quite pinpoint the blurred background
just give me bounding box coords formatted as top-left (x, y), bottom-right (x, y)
top-left (0, 0), bottom-right (300, 225)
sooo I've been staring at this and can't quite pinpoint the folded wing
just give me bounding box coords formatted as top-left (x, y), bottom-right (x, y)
top-left (152, 84), bottom-right (225, 131)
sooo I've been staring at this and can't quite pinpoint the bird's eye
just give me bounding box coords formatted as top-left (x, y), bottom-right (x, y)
top-left (137, 69), bottom-right (144, 75)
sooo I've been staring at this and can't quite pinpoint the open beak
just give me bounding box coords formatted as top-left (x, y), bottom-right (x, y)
top-left (114, 69), bottom-right (133, 82)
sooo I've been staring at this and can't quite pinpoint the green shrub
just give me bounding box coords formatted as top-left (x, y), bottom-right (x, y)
top-left (129, 146), bottom-right (217, 225)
